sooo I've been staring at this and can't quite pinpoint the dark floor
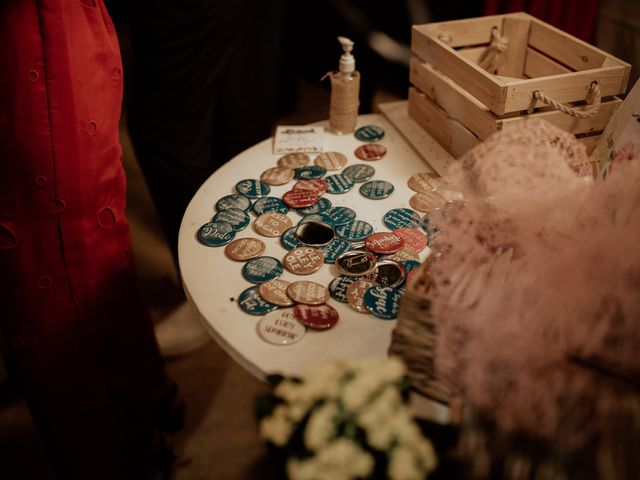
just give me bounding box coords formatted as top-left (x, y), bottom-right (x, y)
top-left (0, 76), bottom-right (399, 479)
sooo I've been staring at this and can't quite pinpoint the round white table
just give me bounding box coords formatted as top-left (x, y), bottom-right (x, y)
top-left (178, 113), bottom-right (448, 385)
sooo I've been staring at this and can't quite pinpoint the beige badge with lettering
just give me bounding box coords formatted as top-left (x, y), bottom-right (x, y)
top-left (224, 238), bottom-right (266, 261)
top-left (286, 281), bottom-right (329, 305)
top-left (283, 247), bottom-right (324, 275)
top-left (254, 212), bottom-right (293, 237)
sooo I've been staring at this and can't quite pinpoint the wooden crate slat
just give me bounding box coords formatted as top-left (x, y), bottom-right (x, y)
top-left (412, 26), bottom-right (506, 114)
top-left (524, 47), bottom-right (573, 78)
top-left (408, 87), bottom-right (480, 158)
top-left (497, 16), bottom-right (530, 78)
top-left (528, 17), bottom-right (608, 71)
top-left (416, 14), bottom-right (507, 48)
top-left (504, 65), bottom-right (629, 113)
top-left (410, 58), bottom-right (499, 140)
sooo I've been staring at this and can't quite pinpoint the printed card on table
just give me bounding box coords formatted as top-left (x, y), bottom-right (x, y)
top-left (273, 125), bottom-right (324, 154)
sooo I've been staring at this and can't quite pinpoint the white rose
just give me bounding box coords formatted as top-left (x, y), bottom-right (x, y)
top-left (259, 404), bottom-right (293, 446)
top-left (304, 401), bottom-right (338, 451)
top-left (388, 446), bottom-right (424, 480)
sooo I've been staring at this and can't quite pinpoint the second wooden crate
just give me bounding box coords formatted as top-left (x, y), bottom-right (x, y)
top-left (409, 12), bottom-right (631, 159)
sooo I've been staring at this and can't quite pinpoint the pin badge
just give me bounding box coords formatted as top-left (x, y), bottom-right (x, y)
top-left (286, 281), bottom-right (329, 305)
top-left (364, 232), bottom-right (405, 254)
top-left (354, 125), bottom-right (385, 142)
top-left (283, 247), bottom-right (325, 275)
top-left (298, 213), bottom-right (335, 228)
top-left (258, 279), bottom-right (294, 307)
top-left (354, 143), bottom-right (387, 161)
top-left (328, 275), bottom-right (362, 303)
top-left (320, 238), bottom-right (352, 263)
top-left (242, 256), bottom-right (284, 284)
top-left (409, 191), bottom-right (446, 213)
top-left (392, 228), bottom-right (428, 253)
top-left (294, 304), bottom-right (339, 330)
top-left (277, 152), bottom-right (311, 168)
top-left (238, 286), bottom-right (278, 315)
top-left (293, 179), bottom-right (330, 194)
top-left (252, 197), bottom-right (290, 216)
top-left (283, 189), bottom-right (321, 208)
top-left (224, 237), bottom-right (266, 261)
top-left (335, 220), bottom-right (374, 241)
top-left (372, 260), bottom-right (406, 288)
top-left (314, 151), bottom-right (347, 170)
top-left (254, 212), bottom-right (293, 237)
top-left (346, 279), bottom-right (378, 313)
top-left (260, 166), bottom-right (295, 186)
top-left (280, 227), bottom-right (304, 251)
top-left (325, 206), bottom-right (356, 226)
top-left (235, 179), bottom-right (270, 199)
top-left (324, 174), bottom-right (355, 194)
top-left (216, 194), bottom-right (252, 212)
top-left (295, 197), bottom-right (332, 215)
top-left (257, 309), bottom-right (305, 345)
top-left (294, 165), bottom-right (327, 180)
top-left (383, 208), bottom-right (421, 230)
top-left (359, 180), bottom-right (394, 200)
top-left (197, 221), bottom-right (235, 247)
top-left (212, 208), bottom-right (250, 231)
top-left (407, 172), bottom-right (445, 193)
top-left (342, 164), bottom-right (375, 183)
top-left (364, 285), bottom-right (402, 319)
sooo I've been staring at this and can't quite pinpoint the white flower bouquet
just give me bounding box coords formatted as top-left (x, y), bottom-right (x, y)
top-left (256, 356), bottom-right (438, 480)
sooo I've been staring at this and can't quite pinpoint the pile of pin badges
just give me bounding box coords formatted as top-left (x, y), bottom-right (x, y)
top-left (196, 124), bottom-right (458, 347)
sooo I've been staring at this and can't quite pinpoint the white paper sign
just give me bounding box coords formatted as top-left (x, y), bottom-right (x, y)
top-left (273, 125), bottom-right (324, 154)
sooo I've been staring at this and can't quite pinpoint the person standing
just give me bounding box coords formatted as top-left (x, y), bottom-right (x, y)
top-left (0, 1), bottom-right (181, 478)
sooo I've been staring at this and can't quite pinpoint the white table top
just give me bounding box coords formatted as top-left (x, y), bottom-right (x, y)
top-left (178, 113), bottom-right (451, 385)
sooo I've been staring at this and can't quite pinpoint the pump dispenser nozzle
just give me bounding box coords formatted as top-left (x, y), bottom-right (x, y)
top-left (337, 36), bottom-right (355, 78)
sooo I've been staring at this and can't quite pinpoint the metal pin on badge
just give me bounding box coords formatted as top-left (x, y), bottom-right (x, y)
top-left (335, 250), bottom-right (377, 276)
top-left (372, 259), bottom-right (406, 288)
top-left (294, 221), bottom-right (335, 247)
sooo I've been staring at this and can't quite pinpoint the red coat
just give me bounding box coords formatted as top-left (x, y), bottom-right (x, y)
top-left (0, 1), bottom-right (173, 477)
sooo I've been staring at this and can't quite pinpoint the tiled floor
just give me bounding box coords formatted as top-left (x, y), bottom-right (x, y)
top-left (0, 77), bottom-right (399, 479)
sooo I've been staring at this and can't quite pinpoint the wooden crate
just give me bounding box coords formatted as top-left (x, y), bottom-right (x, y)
top-left (409, 12), bottom-right (631, 159)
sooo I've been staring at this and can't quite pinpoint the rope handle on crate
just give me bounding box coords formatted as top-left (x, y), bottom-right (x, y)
top-left (478, 27), bottom-right (509, 74)
top-left (532, 81), bottom-right (601, 119)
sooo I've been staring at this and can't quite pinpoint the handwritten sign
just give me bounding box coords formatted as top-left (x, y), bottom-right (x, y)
top-left (273, 125), bottom-right (324, 154)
